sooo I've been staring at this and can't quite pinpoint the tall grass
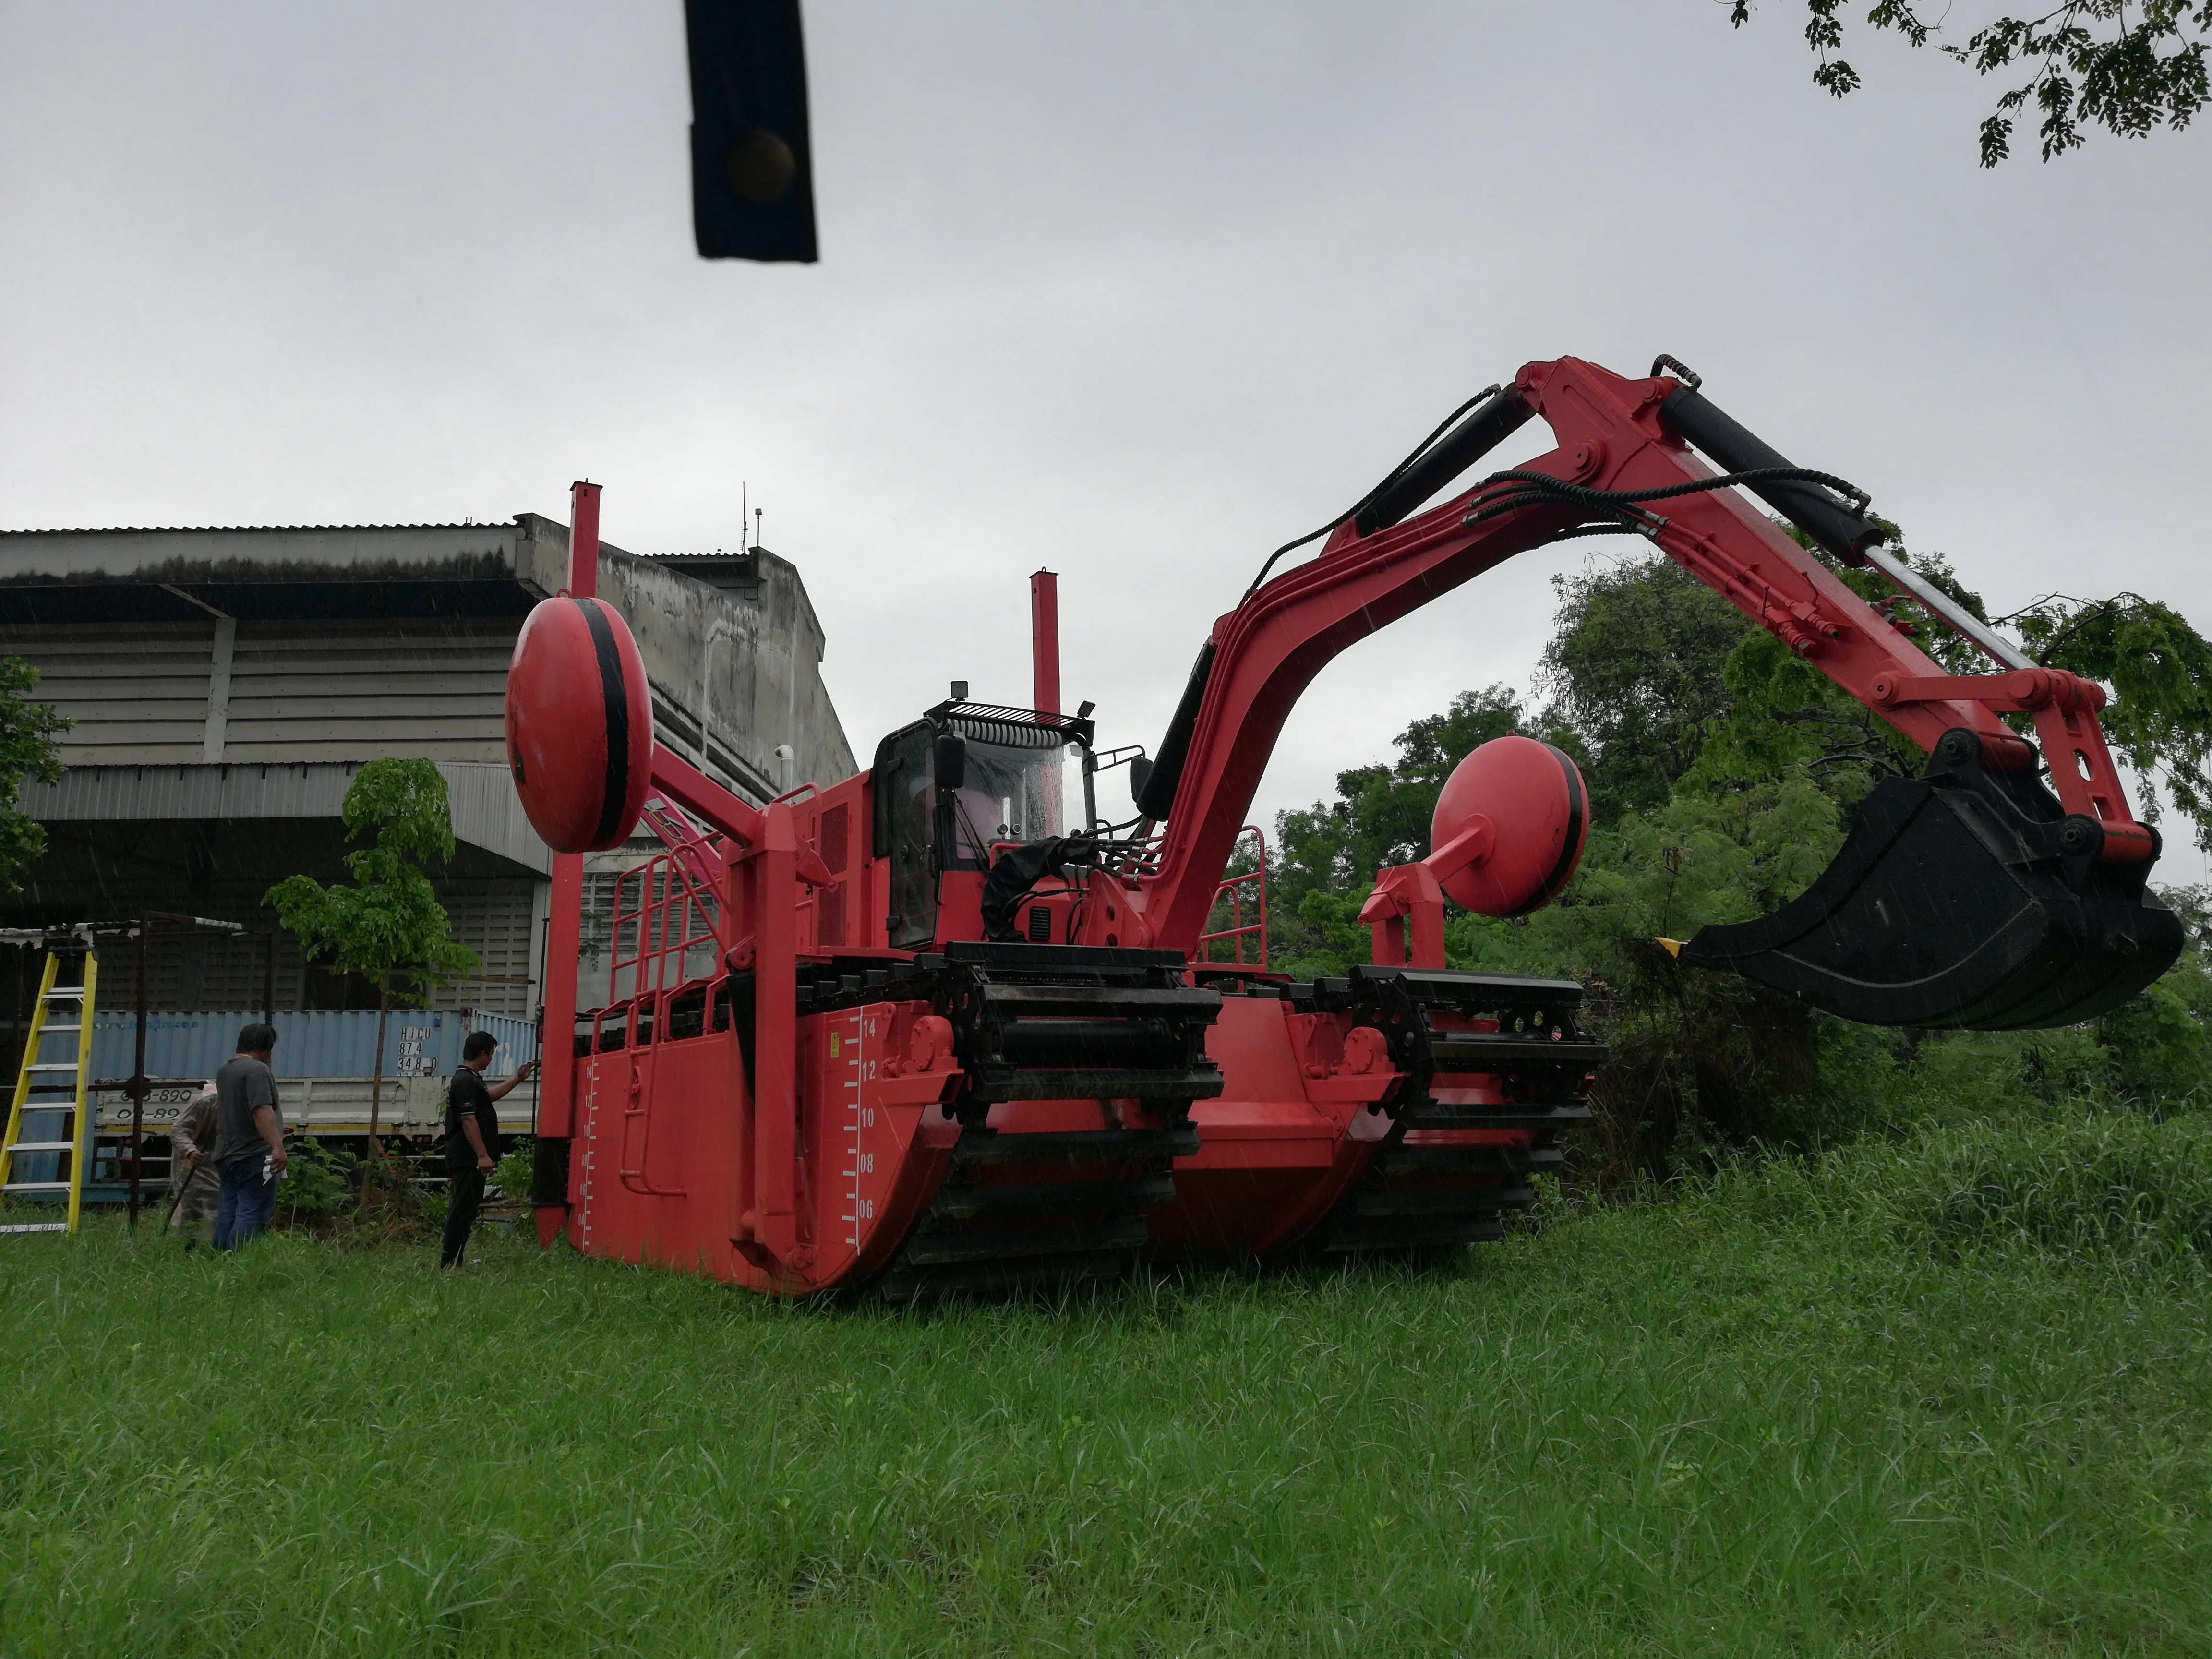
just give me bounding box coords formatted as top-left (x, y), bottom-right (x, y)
top-left (1707, 1105), bottom-right (2212, 1260)
top-left (2, 1107), bottom-right (2208, 1657)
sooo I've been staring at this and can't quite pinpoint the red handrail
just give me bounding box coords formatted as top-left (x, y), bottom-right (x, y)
top-left (609, 851), bottom-right (721, 1005)
top-left (1198, 825), bottom-right (1269, 967)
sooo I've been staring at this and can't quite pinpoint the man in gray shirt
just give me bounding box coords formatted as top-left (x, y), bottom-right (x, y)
top-left (209, 1022), bottom-right (286, 1250)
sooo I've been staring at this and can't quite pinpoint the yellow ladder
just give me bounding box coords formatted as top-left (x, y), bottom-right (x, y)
top-left (0, 950), bottom-right (98, 1236)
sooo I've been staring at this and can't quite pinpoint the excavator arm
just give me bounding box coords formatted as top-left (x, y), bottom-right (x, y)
top-left (1119, 355), bottom-right (2178, 1030)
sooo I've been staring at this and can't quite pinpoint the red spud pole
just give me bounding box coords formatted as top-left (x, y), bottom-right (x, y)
top-left (533, 482), bottom-right (600, 1242)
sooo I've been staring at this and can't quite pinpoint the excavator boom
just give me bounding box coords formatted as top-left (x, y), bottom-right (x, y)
top-left (1119, 356), bottom-right (2176, 1027)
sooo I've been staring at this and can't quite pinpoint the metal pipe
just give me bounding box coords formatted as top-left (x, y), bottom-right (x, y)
top-left (129, 913), bottom-right (147, 1227)
top-left (1031, 569), bottom-right (1061, 718)
top-left (570, 482), bottom-right (601, 600)
top-left (1859, 544), bottom-right (2037, 672)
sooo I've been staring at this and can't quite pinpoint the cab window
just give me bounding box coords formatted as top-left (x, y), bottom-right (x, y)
top-left (873, 723), bottom-right (938, 948)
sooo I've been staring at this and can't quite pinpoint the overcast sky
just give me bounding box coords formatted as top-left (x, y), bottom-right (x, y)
top-left (2, 2), bottom-right (2206, 876)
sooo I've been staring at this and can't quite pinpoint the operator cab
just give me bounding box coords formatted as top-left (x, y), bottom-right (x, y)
top-left (872, 700), bottom-right (1098, 949)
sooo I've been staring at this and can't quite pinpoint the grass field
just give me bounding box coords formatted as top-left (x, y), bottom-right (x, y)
top-left (3, 1107), bottom-right (2209, 1658)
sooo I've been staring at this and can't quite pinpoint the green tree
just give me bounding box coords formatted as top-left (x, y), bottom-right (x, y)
top-left (265, 759), bottom-right (478, 1143)
top-left (1535, 560), bottom-right (1756, 819)
top-left (1731, 1), bottom-right (2212, 165)
top-left (0, 657), bottom-right (71, 891)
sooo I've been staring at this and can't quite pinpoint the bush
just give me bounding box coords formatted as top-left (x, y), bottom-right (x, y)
top-left (275, 1137), bottom-right (357, 1226)
top-left (493, 1140), bottom-right (534, 1208)
top-left (2098, 976), bottom-right (2212, 1106)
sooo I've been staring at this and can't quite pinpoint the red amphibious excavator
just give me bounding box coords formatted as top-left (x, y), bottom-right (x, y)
top-left (504, 355), bottom-right (2180, 1299)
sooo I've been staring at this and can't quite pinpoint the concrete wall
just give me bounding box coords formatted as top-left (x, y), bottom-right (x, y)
top-left (512, 515), bottom-right (854, 797)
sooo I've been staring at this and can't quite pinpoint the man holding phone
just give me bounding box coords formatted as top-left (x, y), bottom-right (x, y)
top-left (441, 1031), bottom-right (535, 1268)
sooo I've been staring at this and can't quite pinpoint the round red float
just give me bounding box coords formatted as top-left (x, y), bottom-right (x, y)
top-left (1428, 735), bottom-right (1588, 917)
top-left (504, 596), bottom-right (654, 853)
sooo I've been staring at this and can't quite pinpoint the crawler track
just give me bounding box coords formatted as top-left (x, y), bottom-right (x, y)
top-left (1304, 968), bottom-right (1602, 1257)
top-left (795, 943), bottom-right (1223, 1301)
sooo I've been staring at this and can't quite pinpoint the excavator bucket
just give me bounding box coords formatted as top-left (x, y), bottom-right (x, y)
top-left (1681, 730), bottom-right (2183, 1030)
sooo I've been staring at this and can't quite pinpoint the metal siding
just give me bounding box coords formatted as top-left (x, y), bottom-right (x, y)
top-left (18, 763), bottom-right (350, 820)
top-left (88, 1008), bottom-right (540, 1083)
top-left (0, 622), bottom-right (214, 765)
top-left (222, 618), bottom-right (517, 765)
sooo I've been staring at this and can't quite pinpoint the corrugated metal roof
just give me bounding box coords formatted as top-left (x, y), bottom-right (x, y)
top-left (21, 763), bottom-right (351, 820)
top-left (19, 761), bottom-right (552, 875)
top-left (0, 522), bottom-right (511, 536)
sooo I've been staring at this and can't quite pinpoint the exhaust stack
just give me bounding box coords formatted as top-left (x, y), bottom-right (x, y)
top-left (1031, 569), bottom-right (1060, 719)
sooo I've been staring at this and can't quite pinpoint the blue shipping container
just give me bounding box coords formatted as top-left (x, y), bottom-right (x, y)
top-left (88, 1010), bottom-right (538, 1085)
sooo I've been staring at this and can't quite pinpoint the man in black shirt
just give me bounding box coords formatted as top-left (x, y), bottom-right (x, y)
top-left (441, 1031), bottom-right (535, 1268)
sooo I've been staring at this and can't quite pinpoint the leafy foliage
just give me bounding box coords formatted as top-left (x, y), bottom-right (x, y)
top-left (0, 656), bottom-right (70, 893)
top-left (1730, 0), bottom-right (2212, 164)
top-left (265, 758), bottom-right (478, 997)
top-left (494, 1141), bottom-right (535, 1209)
top-left (274, 1136), bottom-right (359, 1225)
top-left (1275, 685), bottom-right (1527, 891)
top-left (1535, 559), bottom-right (1754, 819)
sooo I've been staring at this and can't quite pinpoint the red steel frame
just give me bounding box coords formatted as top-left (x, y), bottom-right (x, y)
top-left (536, 357), bottom-right (2155, 1290)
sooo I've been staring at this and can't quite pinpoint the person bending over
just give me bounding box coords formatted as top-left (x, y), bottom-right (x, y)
top-left (441, 1032), bottom-right (535, 1269)
top-left (166, 1079), bottom-right (221, 1246)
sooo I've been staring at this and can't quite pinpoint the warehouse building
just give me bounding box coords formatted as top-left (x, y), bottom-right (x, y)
top-left (0, 513), bottom-right (851, 1133)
